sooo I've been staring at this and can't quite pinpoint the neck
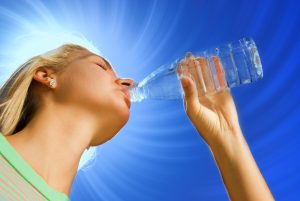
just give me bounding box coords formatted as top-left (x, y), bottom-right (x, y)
top-left (4, 104), bottom-right (99, 196)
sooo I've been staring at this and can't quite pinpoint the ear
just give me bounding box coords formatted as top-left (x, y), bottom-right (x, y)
top-left (32, 67), bottom-right (56, 87)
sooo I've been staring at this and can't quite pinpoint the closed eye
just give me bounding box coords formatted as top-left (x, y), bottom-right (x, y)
top-left (97, 64), bottom-right (107, 71)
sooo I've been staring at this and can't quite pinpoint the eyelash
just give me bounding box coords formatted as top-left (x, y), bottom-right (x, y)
top-left (97, 64), bottom-right (107, 71)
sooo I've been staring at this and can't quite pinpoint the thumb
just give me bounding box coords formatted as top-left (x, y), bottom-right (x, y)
top-left (180, 75), bottom-right (197, 98)
top-left (179, 75), bottom-right (201, 116)
top-left (180, 75), bottom-right (214, 139)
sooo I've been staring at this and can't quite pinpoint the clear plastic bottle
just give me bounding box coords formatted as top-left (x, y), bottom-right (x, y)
top-left (129, 37), bottom-right (263, 102)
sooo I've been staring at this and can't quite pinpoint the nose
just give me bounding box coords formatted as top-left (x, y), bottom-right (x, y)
top-left (116, 78), bottom-right (135, 89)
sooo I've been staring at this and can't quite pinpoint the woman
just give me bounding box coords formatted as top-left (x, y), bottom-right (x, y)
top-left (0, 44), bottom-right (274, 200)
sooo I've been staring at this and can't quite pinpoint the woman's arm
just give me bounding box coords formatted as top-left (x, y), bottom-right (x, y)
top-left (178, 65), bottom-right (274, 201)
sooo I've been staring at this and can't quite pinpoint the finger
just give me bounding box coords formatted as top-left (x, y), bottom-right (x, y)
top-left (179, 75), bottom-right (202, 116)
top-left (179, 75), bottom-right (216, 128)
top-left (178, 56), bottom-right (206, 97)
top-left (191, 59), bottom-right (206, 97)
top-left (179, 74), bottom-right (198, 99)
top-left (196, 57), bottom-right (215, 94)
top-left (177, 61), bottom-right (211, 108)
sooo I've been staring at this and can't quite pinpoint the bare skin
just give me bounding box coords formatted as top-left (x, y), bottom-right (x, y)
top-left (4, 50), bottom-right (134, 196)
top-left (178, 55), bottom-right (275, 201)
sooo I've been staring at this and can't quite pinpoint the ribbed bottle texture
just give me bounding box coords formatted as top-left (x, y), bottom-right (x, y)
top-left (129, 37), bottom-right (263, 102)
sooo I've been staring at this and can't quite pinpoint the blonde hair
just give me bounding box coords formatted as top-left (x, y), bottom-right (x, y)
top-left (0, 44), bottom-right (89, 136)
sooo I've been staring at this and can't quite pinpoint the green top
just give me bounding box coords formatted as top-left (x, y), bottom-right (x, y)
top-left (0, 132), bottom-right (70, 201)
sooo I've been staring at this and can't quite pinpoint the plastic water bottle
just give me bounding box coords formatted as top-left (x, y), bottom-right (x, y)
top-left (129, 37), bottom-right (263, 102)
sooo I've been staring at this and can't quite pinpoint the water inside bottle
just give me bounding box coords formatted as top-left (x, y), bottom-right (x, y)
top-left (129, 37), bottom-right (263, 102)
top-left (129, 62), bottom-right (183, 102)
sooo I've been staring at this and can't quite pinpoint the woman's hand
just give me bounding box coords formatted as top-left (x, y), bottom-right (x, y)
top-left (177, 56), bottom-right (242, 149)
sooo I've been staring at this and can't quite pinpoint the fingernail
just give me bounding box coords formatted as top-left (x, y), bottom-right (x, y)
top-left (179, 75), bottom-right (189, 88)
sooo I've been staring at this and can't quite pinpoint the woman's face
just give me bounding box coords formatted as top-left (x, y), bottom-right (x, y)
top-left (56, 50), bottom-right (134, 145)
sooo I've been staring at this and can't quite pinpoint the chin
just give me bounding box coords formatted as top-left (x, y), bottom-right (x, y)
top-left (116, 102), bottom-right (130, 125)
top-left (91, 109), bottom-right (129, 146)
top-left (89, 97), bottom-right (131, 146)
top-left (107, 97), bottom-right (130, 126)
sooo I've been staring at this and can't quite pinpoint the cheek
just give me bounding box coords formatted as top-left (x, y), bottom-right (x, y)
top-left (57, 68), bottom-right (130, 122)
top-left (55, 62), bottom-right (131, 145)
top-left (60, 69), bottom-right (110, 103)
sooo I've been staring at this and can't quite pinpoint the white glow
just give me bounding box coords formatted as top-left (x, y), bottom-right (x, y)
top-left (13, 30), bottom-right (101, 67)
top-left (0, 29), bottom-right (102, 86)
top-left (78, 146), bottom-right (98, 171)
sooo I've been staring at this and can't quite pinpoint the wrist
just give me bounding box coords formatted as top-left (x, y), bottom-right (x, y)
top-left (209, 129), bottom-right (247, 160)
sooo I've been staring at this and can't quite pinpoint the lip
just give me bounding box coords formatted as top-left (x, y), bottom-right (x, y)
top-left (121, 89), bottom-right (131, 108)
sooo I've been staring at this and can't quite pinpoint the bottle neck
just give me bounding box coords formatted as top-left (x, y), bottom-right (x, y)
top-left (129, 85), bottom-right (146, 102)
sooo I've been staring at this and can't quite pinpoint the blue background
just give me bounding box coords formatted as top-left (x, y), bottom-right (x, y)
top-left (1, 0), bottom-right (300, 200)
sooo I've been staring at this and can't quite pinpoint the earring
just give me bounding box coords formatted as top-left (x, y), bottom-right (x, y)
top-left (49, 79), bottom-right (57, 88)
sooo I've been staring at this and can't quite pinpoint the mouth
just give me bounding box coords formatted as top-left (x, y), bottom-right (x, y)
top-left (121, 89), bottom-right (131, 108)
